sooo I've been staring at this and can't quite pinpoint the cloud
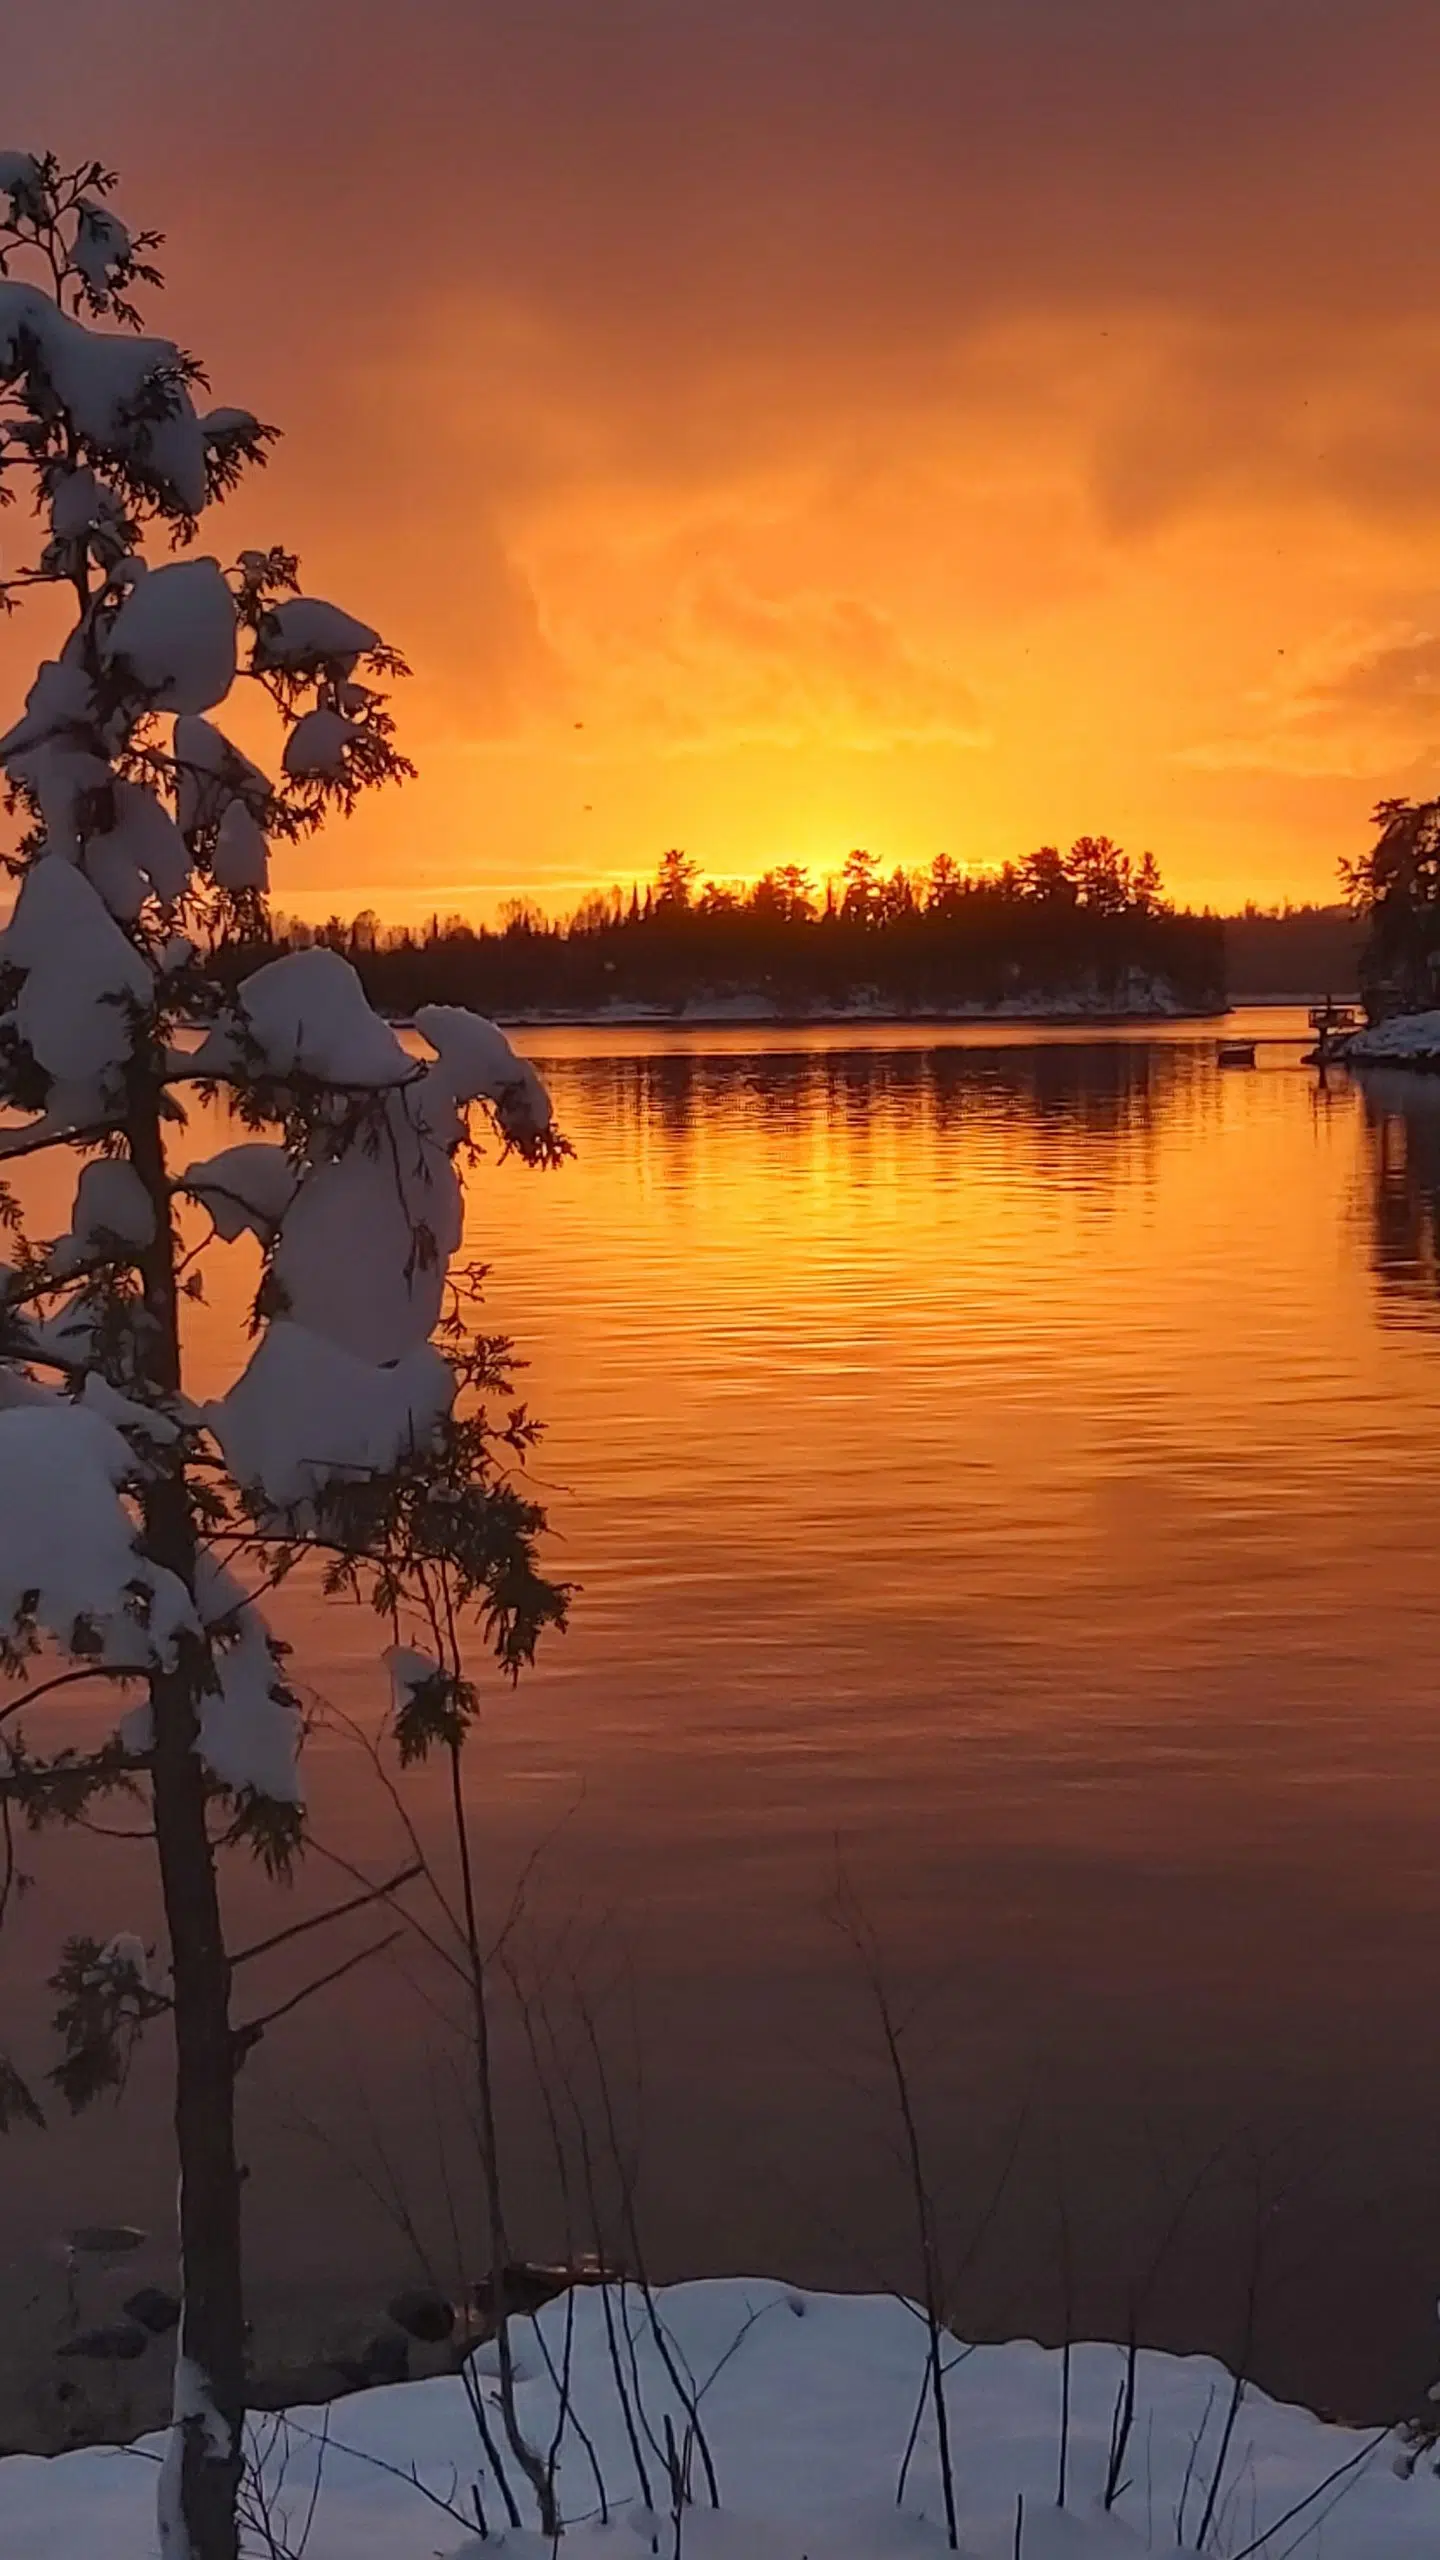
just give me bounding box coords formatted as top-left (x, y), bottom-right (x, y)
top-left (1309, 628), bottom-right (1440, 722)
top-left (1079, 319), bottom-right (1440, 540)
top-left (580, 575), bottom-right (988, 752)
top-left (1182, 620), bottom-right (1440, 780)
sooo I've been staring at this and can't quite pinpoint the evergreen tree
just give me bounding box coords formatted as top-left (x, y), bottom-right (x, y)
top-left (1344, 796), bottom-right (1440, 1019)
top-left (0, 150), bottom-right (566, 2558)
top-left (840, 847), bottom-right (879, 924)
top-left (654, 846), bottom-right (698, 911)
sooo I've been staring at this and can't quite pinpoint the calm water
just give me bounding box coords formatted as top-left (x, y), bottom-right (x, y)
top-left (7, 1007), bottom-right (1440, 2421)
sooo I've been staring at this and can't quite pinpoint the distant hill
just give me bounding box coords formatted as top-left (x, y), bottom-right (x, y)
top-left (1220, 905), bottom-right (1360, 1000)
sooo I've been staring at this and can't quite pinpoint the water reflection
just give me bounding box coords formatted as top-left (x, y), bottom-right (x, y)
top-left (1358, 1070), bottom-right (1440, 1321)
top-left (541, 1039), bottom-right (1209, 1239)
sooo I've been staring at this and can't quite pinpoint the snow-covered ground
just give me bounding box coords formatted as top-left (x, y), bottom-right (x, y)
top-left (1341, 1008), bottom-right (1440, 1066)
top-left (497, 979), bottom-right (1203, 1029)
top-left (0, 2278), bottom-right (1430, 2557)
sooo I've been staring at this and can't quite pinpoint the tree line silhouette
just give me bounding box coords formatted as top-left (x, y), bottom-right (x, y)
top-left (260, 839), bottom-right (1237, 1018)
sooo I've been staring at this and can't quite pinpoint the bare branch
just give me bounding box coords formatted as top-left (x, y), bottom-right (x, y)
top-left (229, 1862), bottom-right (423, 1968)
top-left (234, 1931), bottom-right (403, 2053)
top-left (0, 1663), bottom-right (145, 1729)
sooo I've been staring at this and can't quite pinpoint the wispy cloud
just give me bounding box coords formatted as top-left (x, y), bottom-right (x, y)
top-left (1183, 618), bottom-right (1440, 780)
top-left (550, 573), bottom-right (987, 753)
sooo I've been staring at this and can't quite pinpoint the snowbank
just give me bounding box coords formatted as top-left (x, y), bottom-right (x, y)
top-left (1341, 1009), bottom-right (1440, 1067)
top-left (0, 2277), bottom-right (1429, 2558)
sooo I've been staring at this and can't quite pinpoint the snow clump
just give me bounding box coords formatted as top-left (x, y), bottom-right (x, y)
top-left (0, 1403), bottom-right (195, 1662)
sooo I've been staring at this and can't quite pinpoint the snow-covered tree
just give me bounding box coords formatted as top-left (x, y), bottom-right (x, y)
top-left (0, 152), bottom-right (567, 2559)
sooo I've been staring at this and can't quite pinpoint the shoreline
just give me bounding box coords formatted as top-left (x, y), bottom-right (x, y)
top-left (0, 2270), bottom-right (1392, 2466)
top-left (0, 2235), bottom-right (1398, 2463)
top-left (482, 999), bottom-right (1233, 1032)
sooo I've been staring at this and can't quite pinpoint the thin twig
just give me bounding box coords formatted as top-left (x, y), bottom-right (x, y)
top-left (544, 1995), bottom-right (654, 2507)
top-left (1205, 2426), bottom-right (1396, 2560)
top-left (235, 1932), bottom-right (402, 2046)
top-left (574, 1990), bottom-right (721, 2508)
top-left (835, 1877), bottom-right (958, 2549)
top-left (1194, 2158), bottom-right (1273, 2549)
top-left (1056, 2169), bottom-right (1073, 2510)
top-left (1175, 2384), bottom-right (1217, 2547)
top-left (307, 1837), bottom-right (465, 1984)
top-left (0, 1663), bottom-right (142, 1728)
top-left (313, 1696), bottom-right (464, 1947)
top-left (264, 2414), bottom-right (476, 2531)
top-left (230, 1863), bottom-right (422, 1967)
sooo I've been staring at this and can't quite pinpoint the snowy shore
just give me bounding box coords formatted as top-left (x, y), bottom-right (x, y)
top-left (490, 983), bottom-right (1217, 1031)
top-left (1, 2276), bottom-right (1430, 2557)
top-left (1339, 1009), bottom-right (1440, 1069)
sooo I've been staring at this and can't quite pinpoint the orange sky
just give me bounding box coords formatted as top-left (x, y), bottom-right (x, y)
top-left (11, 1), bottom-right (1440, 920)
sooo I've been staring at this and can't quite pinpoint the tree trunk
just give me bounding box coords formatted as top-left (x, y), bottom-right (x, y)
top-left (150, 1643), bottom-right (245, 2559)
top-left (131, 1077), bottom-right (245, 2560)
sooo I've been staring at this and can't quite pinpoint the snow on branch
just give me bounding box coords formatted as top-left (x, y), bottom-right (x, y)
top-left (195, 1608), bottom-right (303, 1805)
top-left (51, 1157), bottom-right (155, 1275)
top-left (251, 597), bottom-right (379, 679)
top-left (209, 1320), bottom-right (454, 1512)
top-left (171, 714), bottom-right (272, 835)
top-left (175, 1143), bottom-right (296, 1242)
top-left (282, 705), bottom-right (363, 781)
top-left (84, 779), bottom-right (191, 917)
top-left (100, 557), bottom-right (237, 715)
top-left (226, 946), bottom-right (413, 1088)
top-left (0, 153), bottom-right (47, 223)
top-left (178, 963), bottom-right (558, 1401)
top-left (120, 1558), bottom-right (304, 1804)
top-left (0, 279), bottom-right (208, 519)
top-left (211, 800), bottom-right (268, 891)
top-left (415, 1002), bottom-right (555, 1154)
top-left (0, 855), bottom-right (152, 1091)
top-left (0, 1402), bottom-right (196, 1662)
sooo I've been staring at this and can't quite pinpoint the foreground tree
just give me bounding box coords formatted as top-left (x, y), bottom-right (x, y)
top-left (0, 151), bottom-right (566, 2557)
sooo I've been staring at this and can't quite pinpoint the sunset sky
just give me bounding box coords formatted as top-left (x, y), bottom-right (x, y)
top-left (11, 1), bottom-right (1440, 920)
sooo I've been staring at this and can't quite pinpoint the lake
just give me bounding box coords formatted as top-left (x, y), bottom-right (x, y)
top-left (6, 1006), bottom-right (1440, 2427)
